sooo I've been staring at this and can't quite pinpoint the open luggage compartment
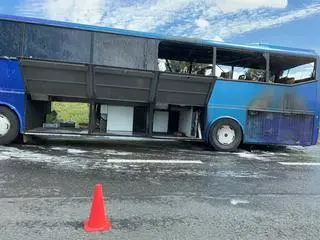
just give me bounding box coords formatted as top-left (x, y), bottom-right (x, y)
top-left (21, 59), bottom-right (212, 139)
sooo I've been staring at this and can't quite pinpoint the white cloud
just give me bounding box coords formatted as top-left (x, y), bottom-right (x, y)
top-left (214, 0), bottom-right (288, 13)
top-left (17, 0), bottom-right (106, 25)
top-left (44, 0), bottom-right (105, 25)
top-left (195, 18), bottom-right (209, 28)
top-left (215, 3), bottom-right (320, 38)
top-left (287, 62), bottom-right (315, 79)
top-left (19, 0), bottom-right (194, 32)
top-left (16, 0), bottom-right (320, 44)
top-left (15, 0), bottom-right (46, 16)
top-left (213, 36), bottom-right (224, 42)
top-left (172, 2), bottom-right (320, 40)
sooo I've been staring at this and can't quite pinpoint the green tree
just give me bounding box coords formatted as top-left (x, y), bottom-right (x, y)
top-left (245, 69), bottom-right (265, 81)
top-left (165, 60), bottom-right (209, 74)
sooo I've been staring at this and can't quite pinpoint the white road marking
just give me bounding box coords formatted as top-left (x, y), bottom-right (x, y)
top-left (107, 159), bottom-right (203, 164)
top-left (278, 162), bottom-right (320, 166)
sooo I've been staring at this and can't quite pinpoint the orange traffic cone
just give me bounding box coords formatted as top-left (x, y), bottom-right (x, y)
top-left (83, 184), bottom-right (112, 232)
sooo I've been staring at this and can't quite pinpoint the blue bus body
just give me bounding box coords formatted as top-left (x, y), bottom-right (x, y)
top-left (0, 14), bottom-right (319, 147)
top-left (3, 58), bottom-right (318, 146)
top-left (206, 78), bottom-right (319, 146)
top-left (205, 54), bottom-right (320, 146)
top-left (0, 59), bottom-right (25, 133)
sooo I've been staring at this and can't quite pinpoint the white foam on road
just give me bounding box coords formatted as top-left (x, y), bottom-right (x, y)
top-left (235, 151), bottom-right (266, 161)
top-left (107, 159), bottom-right (203, 164)
top-left (0, 146), bottom-right (91, 169)
top-left (51, 147), bottom-right (89, 155)
top-left (216, 170), bottom-right (277, 179)
top-left (0, 156), bottom-right (10, 161)
top-left (52, 147), bottom-right (132, 156)
top-left (278, 162), bottom-right (320, 166)
top-left (102, 149), bottom-right (132, 156)
top-left (67, 149), bottom-right (88, 154)
top-left (230, 199), bottom-right (249, 205)
top-left (50, 147), bottom-right (67, 151)
top-left (277, 153), bottom-right (290, 157)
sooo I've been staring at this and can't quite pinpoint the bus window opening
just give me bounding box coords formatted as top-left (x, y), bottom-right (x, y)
top-left (270, 54), bottom-right (316, 84)
top-left (158, 41), bottom-right (213, 76)
top-left (216, 48), bottom-right (267, 81)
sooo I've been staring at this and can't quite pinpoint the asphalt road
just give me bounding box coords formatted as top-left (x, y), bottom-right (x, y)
top-left (0, 140), bottom-right (320, 240)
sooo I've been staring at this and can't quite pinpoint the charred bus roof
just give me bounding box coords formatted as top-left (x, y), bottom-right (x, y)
top-left (0, 14), bottom-right (318, 59)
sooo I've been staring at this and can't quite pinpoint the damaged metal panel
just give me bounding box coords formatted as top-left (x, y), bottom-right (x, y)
top-left (281, 92), bottom-right (307, 112)
top-left (246, 82), bottom-right (317, 145)
top-left (93, 32), bottom-right (158, 70)
top-left (23, 24), bottom-right (91, 63)
top-left (246, 110), bottom-right (314, 146)
top-left (25, 99), bottom-right (50, 131)
top-left (20, 60), bottom-right (88, 99)
top-left (157, 73), bottom-right (214, 106)
top-left (94, 66), bottom-right (153, 102)
top-left (145, 39), bottom-right (160, 71)
top-left (20, 58), bottom-right (214, 106)
top-left (0, 19), bottom-right (159, 71)
top-left (0, 21), bottom-right (23, 57)
top-left (248, 87), bottom-right (314, 114)
top-left (0, 18), bottom-right (213, 106)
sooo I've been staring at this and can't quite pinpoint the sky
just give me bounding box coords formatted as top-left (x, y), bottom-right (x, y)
top-left (0, 0), bottom-right (320, 54)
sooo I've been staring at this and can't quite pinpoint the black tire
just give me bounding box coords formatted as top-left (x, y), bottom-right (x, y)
top-left (209, 118), bottom-right (242, 152)
top-left (0, 106), bottom-right (19, 145)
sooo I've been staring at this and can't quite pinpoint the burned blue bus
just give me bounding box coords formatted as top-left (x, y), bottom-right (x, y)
top-left (0, 15), bottom-right (319, 151)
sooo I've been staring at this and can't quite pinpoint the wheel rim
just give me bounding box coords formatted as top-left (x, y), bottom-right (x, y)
top-left (216, 125), bottom-right (235, 145)
top-left (0, 114), bottom-right (11, 136)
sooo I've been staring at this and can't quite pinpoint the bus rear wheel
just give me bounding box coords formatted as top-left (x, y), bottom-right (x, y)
top-left (0, 106), bottom-right (19, 145)
top-left (209, 118), bottom-right (242, 152)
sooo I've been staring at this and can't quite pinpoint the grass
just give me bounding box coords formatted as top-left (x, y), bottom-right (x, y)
top-left (51, 102), bottom-right (89, 125)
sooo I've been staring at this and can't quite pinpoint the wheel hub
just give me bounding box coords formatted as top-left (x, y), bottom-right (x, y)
top-left (216, 125), bottom-right (235, 145)
top-left (0, 114), bottom-right (10, 136)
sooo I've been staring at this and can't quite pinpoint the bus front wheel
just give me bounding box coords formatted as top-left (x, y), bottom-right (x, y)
top-left (0, 106), bottom-right (19, 145)
top-left (209, 118), bottom-right (242, 152)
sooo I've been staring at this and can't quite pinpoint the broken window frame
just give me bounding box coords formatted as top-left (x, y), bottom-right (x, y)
top-left (158, 41), bottom-right (214, 76)
top-left (158, 40), bottom-right (318, 85)
top-left (214, 47), bottom-right (268, 82)
top-left (268, 53), bottom-right (317, 85)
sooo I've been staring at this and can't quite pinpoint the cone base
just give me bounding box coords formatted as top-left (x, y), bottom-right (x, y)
top-left (83, 219), bottom-right (112, 232)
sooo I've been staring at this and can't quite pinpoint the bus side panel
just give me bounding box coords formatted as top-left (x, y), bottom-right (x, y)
top-left (246, 111), bottom-right (314, 146)
top-left (315, 56), bottom-right (320, 144)
top-left (206, 79), bottom-right (318, 146)
top-left (0, 21), bottom-right (23, 57)
top-left (0, 59), bottom-right (25, 133)
top-left (246, 82), bottom-right (317, 146)
top-left (205, 80), bottom-right (252, 141)
top-left (294, 80), bottom-right (319, 145)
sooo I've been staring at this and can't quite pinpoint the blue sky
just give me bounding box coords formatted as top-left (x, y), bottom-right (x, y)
top-left (1, 0), bottom-right (320, 53)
